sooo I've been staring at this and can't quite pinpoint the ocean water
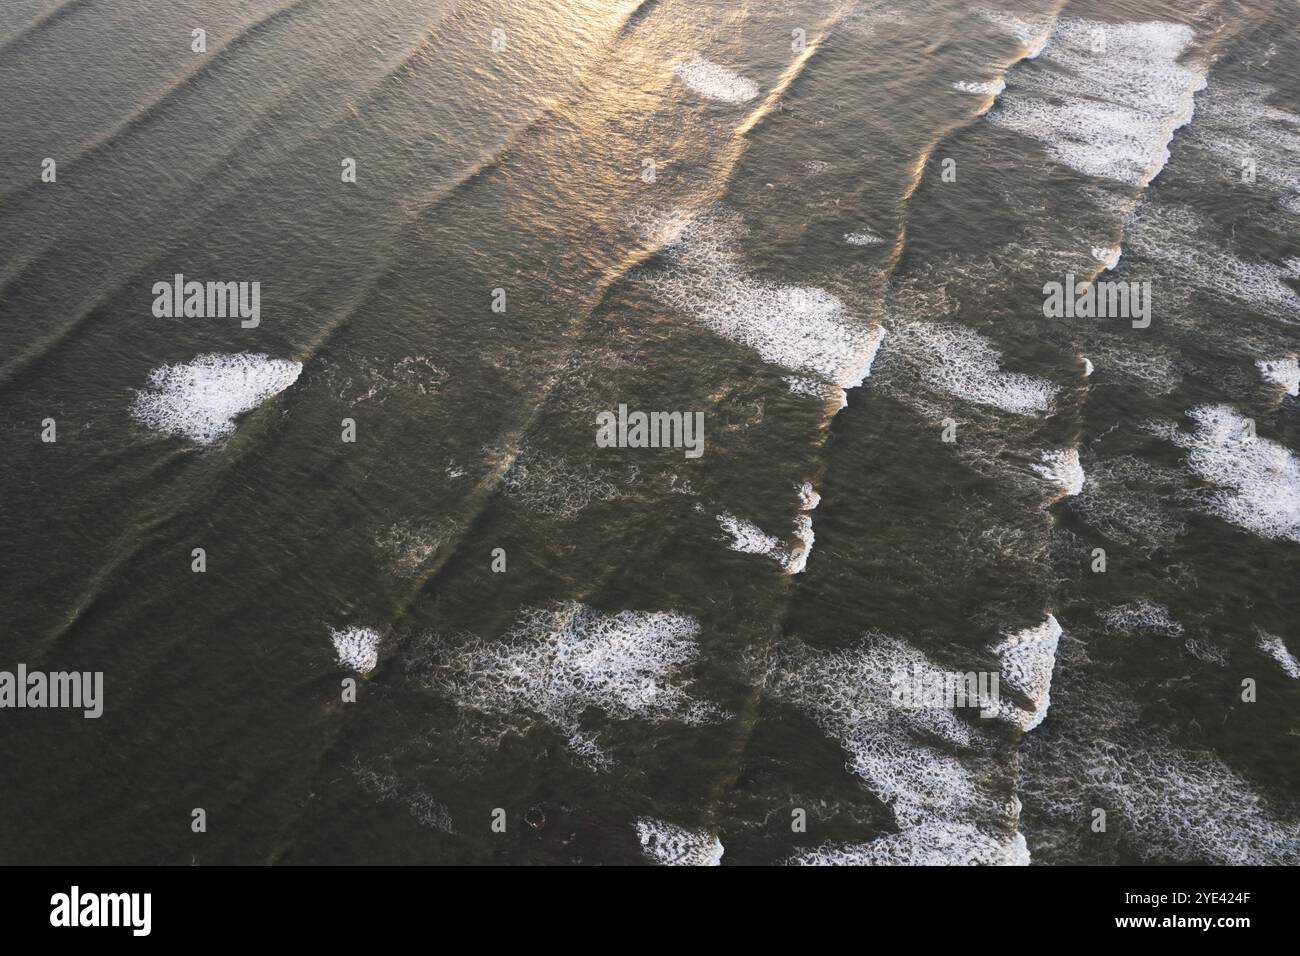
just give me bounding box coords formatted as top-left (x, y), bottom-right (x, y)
top-left (0, 0), bottom-right (1297, 865)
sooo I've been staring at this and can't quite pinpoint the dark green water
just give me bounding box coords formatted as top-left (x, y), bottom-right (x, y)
top-left (1, 0), bottom-right (1297, 864)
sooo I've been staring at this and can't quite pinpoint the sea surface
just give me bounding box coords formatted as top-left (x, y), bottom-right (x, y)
top-left (1, 0), bottom-right (1298, 864)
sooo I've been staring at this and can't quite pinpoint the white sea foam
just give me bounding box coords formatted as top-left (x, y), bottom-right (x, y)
top-left (772, 634), bottom-right (982, 829)
top-left (1257, 630), bottom-right (1300, 679)
top-left (791, 821), bottom-right (1028, 866)
top-left (1087, 338), bottom-right (1183, 394)
top-left (427, 602), bottom-right (720, 767)
top-left (1101, 600), bottom-right (1184, 638)
top-left (1023, 704), bottom-right (1300, 863)
top-left (1190, 80), bottom-right (1300, 215)
top-left (1127, 203), bottom-right (1300, 318)
top-left (1091, 245), bottom-right (1122, 270)
top-left (953, 78), bottom-right (1006, 98)
top-left (989, 19), bottom-right (1205, 187)
top-left (783, 514), bottom-right (814, 575)
top-left (640, 209), bottom-right (887, 393)
top-left (774, 632), bottom-right (1034, 862)
top-left (1100, 745), bottom-right (1298, 862)
top-left (1257, 357), bottom-right (1300, 397)
top-left (845, 230), bottom-right (886, 246)
top-left (635, 817), bottom-right (724, 865)
top-left (993, 615), bottom-right (1061, 731)
top-left (1032, 449), bottom-right (1085, 496)
top-left (716, 512), bottom-right (781, 555)
top-left (893, 321), bottom-right (1058, 415)
top-left (1182, 637), bottom-right (1228, 667)
top-left (1073, 455), bottom-right (1186, 550)
top-left (131, 352), bottom-right (302, 444)
top-left (797, 481), bottom-right (821, 511)
top-left (330, 626), bottom-right (382, 674)
top-left (502, 450), bottom-right (622, 519)
top-left (1164, 404), bottom-right (1300, 543)
top-left (783, 374), bottom-right (848, 408)
top-left (716, 504), bottom-right (815, 573)
top-left (673, 56), bottom-right (758, 103)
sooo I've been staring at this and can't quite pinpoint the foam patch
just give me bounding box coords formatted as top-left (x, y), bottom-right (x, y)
top-left (1126, 203), bottom-right (1300, 319)
top-left (892, 321), bottom-right (1058, 415)
top-left (1182, 637), bottom-right (1228, 667)
top-left (1101, 600), bottom-right (1184, 638)
top-left (784, 514), bottom-right (814, 575)
top-left (131, 352), bottom-right (302, 444)
top-left (1189, 80), bottom-right (1300, 215)
top-left (989, 19), bottom-right (1205, 187)
top-left (790, 821), bottom-right (1028, 866)
top-left (845, 230), bottom-right (886, 246)
top-left (774, 631), bottom-right (1035, 863)
top-left (1091, 245), bottom-right (1122, 271)
top-left (953, 78), bottom-right (1006, 97)
top-left (427, 602), bottom-right (721, 768)
top-left (639, 208), bottom-right (887, 393)
top-left (993, 615), bottom-right (1061, 731)
top-left (673, 56), bottom-right (758, 103)
top-left (772, 634), bottom-right (983, 829)
top-left (1022, 691), bottom-right (1300, 864)
top-left (1032, 449), bottom-right (1085, 497)
top-left (1257, 630), bottom-right (1300, 679)
top-left (1072, 455), bottom-right (1186, 550)
top-left (797, 481), bottom-right (821, 511)
top-left (716, 513), bottom-right (781, 555)
top-left (1165, 404), bottom-right (1300, 543)
top-left (502, 451), bottom-right (622, 519)
top-left (635, 817), bottom-right (724, 865)
top-left (715, 505), bottom-right (813, 573)
top-left (1095, 744), bottom-right (1297, 862)
top-left (1257, 357), bottom-right (1300, 397)
top-left (784, 375), bottom-right (851, 409)
top-left (330, 626), bottom-right (382, 674)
